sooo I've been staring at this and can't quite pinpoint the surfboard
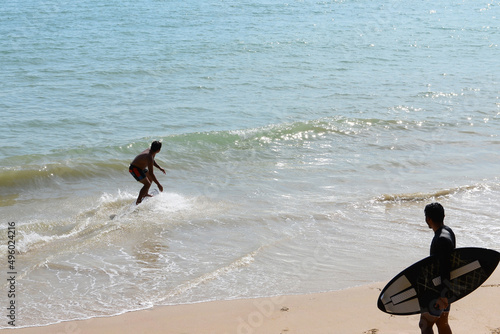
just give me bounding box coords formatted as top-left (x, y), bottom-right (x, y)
top-left (377, 247), bottom-right (500, 315)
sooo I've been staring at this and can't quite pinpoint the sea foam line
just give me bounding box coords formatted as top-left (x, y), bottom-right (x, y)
top-left (163, 248), bottom-right (262, 301)
top-left (376, 183), bottom-right (492, 203)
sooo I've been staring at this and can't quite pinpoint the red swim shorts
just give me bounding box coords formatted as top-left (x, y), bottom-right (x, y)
top-left (129, 165), bottom-right (148, 181)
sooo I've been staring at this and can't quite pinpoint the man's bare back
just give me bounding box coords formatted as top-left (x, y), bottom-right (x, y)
top-left (130, 149), bottom-right (153, 170)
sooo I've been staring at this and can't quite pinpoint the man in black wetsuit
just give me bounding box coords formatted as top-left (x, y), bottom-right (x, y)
top-left (419, 202), bottom-right (456, 334)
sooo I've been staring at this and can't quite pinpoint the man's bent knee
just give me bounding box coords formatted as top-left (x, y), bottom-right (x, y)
top-left (140, 179), bottom-right (152, 187)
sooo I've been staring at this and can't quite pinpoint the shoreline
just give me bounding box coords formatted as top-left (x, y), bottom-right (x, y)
top-left (2, 270), bottom-right (499, 334)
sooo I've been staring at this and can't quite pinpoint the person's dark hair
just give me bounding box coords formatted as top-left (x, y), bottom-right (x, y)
top-left (424, 202), bottom-right (445, 224)
top-left (151, 140), bottom-right (162, 153)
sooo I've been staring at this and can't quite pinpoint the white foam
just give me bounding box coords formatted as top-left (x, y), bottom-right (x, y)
top-left (17, 231), bottom-right (57, 254)
top-left (149, 192), bottom-right (193, 213)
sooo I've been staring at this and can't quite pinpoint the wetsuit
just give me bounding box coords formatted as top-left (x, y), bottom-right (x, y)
top-left (429, 225), bottom-right (456, 315)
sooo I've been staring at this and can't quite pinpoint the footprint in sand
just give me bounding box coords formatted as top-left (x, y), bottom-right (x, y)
top-left (363, 329), bottom-right (379, 334)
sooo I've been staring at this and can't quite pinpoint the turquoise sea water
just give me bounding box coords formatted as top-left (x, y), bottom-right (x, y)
top-left (1, 0), bottom-right (500, 328)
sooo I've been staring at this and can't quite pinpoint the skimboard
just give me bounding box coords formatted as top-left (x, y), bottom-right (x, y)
top-left (132, 188), bottom-right (159, 207)
top-left (142, 189), bottom-right (159, 201)
top-left (377, 247), bottom-right (500, 315)
top-left (109, 189), bottom-right (160, 220)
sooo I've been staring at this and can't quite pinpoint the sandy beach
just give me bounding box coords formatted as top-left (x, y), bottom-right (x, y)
top-left (3, 269), bottom-right (499, 334)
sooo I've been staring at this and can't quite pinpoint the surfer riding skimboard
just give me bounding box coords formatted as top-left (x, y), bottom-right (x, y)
top-left (129, 140), bottom-right (165, 204)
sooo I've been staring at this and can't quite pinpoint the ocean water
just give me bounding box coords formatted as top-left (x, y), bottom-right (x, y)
top-left (1, 0), bottom-right (499, 328)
